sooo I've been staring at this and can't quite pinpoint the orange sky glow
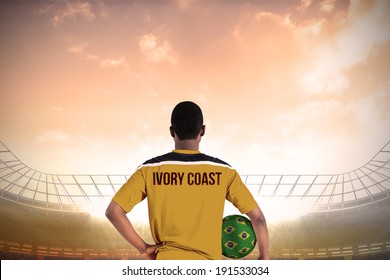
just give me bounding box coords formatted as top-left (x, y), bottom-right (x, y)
top-left (1, 0), bottom-right (389, 176)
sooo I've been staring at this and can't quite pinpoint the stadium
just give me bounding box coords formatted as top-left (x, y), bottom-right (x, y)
top-left (0, 140), bottom-right (389, 260)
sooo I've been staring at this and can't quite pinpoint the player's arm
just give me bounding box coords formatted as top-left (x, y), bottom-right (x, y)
top-left (246, 206), bottom-right (270, 260)
top-left (105, 200), bottom-right (162, 260)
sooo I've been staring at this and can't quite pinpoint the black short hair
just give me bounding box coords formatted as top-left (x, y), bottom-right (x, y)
top-left (171, 101), bottom-right (204, 140)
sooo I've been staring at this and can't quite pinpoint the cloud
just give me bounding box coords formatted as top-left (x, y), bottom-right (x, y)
top-left (66, 41), bottom-right (128, 68)
top-left (37, 130), bottom-right (71, 143)
top-left (50, 1), bottom-right (95, 27)
top-left (298, 0), bottom-right (312, 11)
top-left (99, 57), bottom-right (128, 68)
top-left (300, 0), bottom-right (390, 94)
top-left (67, 41), bottom-right (89, 53)
top-left (300, 63), bottom-right (349, 94)
top-left (139, 34), bottom-right (177, 64)
top-left (66, 40), bottom-right (98, 61)
top-left (320, 0), bottom-right (335, 13)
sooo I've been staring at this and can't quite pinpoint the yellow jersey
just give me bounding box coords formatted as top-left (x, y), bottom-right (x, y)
top-left (112, 149), bottom-right (258, 259)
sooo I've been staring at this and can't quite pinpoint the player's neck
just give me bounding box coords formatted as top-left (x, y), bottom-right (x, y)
top-left (174, 140), bottom-right (200, 151)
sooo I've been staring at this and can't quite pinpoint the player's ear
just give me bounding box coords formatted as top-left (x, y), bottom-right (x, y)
top-left (200, 125), bottom-right (205, 137)
top-left (169, 126), bottom-right (175, 138)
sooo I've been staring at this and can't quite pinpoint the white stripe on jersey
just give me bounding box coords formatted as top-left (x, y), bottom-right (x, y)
top-left (137, 160), bottom-right (235, 170)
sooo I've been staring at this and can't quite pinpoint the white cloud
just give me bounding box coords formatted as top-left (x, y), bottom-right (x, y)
top-left (139, 34), bottom-right (177, 64)
top-left (67, 41), bottom-right (89, 53)
top-left (320, 0), bottom-right (335, 13)
top-left (84, 53), bottom-right (99, 61)
top-left (139, 34), bottom-right (157, 51)
top-left (300, 64), bottom-right (349, 94)
top-left (66, 40), bottom-right (129, 68)
top-left (51, 1), bottom-right (95, 27)
top-left (300, 0), bottom-right (390, 94)
top-left (37, 130), bottom-right (71, 143)
top-left (99, 57), bottom-right (128, 68)
top-left (298, 0), bottom-right (312, 11)
top-left (345, 95), bottom-right (379, 125)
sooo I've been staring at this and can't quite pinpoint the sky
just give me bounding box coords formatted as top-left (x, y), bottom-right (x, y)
top-left (1, 0), bottom-right (389, 176)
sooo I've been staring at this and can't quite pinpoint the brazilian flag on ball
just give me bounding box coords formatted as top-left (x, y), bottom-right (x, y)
top-left (221, 214), bottom-right (256, 259)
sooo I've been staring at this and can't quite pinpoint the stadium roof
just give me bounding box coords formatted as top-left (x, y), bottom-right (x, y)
top-left (1, 140), bottom-right (389, 213)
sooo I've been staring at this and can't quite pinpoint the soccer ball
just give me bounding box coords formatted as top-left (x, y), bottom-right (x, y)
top-left (221, 214), bottom-right (256, 259)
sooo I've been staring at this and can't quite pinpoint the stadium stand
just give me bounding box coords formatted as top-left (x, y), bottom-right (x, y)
top-left (1, 140), bottom-right (389, 260)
